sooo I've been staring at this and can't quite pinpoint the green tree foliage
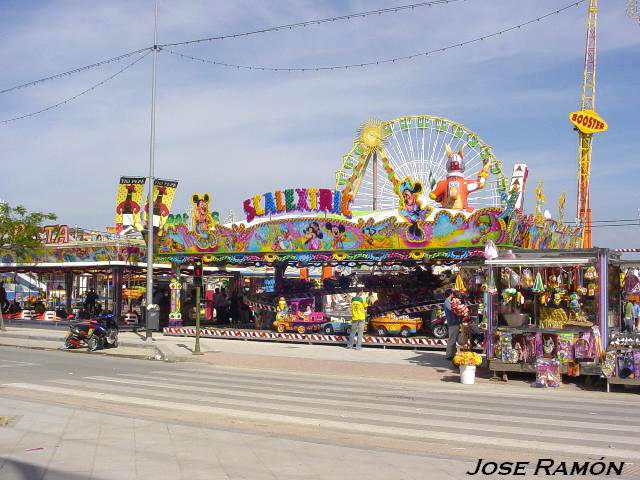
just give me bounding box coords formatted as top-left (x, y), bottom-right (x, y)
top-left (0, 202), bottom-right (57, 260)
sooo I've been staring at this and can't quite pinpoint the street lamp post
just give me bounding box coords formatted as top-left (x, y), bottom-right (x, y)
top-left (145, 0), bottom-right (159, 341)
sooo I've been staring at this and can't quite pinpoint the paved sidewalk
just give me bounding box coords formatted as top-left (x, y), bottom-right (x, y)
top-left (0, 326), bottom-right (608, 390)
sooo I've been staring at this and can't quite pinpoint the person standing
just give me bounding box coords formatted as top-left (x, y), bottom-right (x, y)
top-left (633, 300), bottom-right (640, 332)
top-left (84, 289), bottom-right (98, 317)
top-left (623, 295), bottom-right (634, 333)
top-left (215, 288), bottom-right (230, 324)
top-left (0, 281), bottom-right (9, 312)
top-left (444, 289), bottom-right (460, 361)
top-left (347, 291), bottom-right (367, 350)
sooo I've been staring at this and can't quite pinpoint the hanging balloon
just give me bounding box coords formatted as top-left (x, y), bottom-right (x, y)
top-left (483, 239), bottom-right (498, 260)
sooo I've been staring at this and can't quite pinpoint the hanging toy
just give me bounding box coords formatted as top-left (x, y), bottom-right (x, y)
top-left (509, 269), bottom-right (521, 288)
top-left (540, 292), bottom-right (550, 305)
top-left (568, 292), bottom-right (580, 311)
top-left (487, 270), bottom-right (498, 294)
top-left (584, 265), bottom-right (597, 281)
top-left (516, 291), bottom-right (525, 305)
top-left (552, 292), bottom-right (563, 306)
top-left (532, 272), bottom-right (545, 294)
top-left (548, 274), bottom-right (558, 289)
top-left (587, 283), bottom-right (596, 296)
top-left (502, 287), bottom-right (516, 304)
top-left (454, 273), bottom-right (467, 293)
top-left (521, 269), bottom-right (534, 289)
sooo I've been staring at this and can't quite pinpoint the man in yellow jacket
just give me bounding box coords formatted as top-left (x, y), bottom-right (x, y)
top-left (347, 291), bottom-right (367, 350)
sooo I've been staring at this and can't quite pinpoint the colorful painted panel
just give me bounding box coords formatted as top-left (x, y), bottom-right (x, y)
top-left (157, 208), bottom-right (508, 257)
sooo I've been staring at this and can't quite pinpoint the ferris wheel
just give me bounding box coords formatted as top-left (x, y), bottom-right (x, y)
top-left (335, 116), bottom-right (509, 212)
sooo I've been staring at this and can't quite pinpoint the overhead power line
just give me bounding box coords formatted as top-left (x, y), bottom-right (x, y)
top-left (164, 1), bottom-right (585, 72)
top-left (160, 0), bottom-right (466, 48)
top-left (1, 50), bottom-right (151, 125)
top-left (0, 47), bottom-right (152, 96)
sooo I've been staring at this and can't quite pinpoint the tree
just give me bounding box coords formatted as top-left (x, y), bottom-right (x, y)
top-left (0, 202), bottom-right (57, 330)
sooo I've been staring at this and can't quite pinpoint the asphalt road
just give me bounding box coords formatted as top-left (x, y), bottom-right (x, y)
top-left (1, 346), bottom-right (639, 479)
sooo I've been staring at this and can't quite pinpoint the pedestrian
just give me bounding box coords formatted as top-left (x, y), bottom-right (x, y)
top-left (0, 281), bottom-right (9, 313)
top-left (84, 289), bottom-right (98, 316)
top-left (444, 289), bottom-right (461, 361)
top-left (633, 300), bottom-right (640, 332)
top-left (347, 290), bottom-right (367, 350)
top-left (215, 288), bottom-right (230, 324)
top-left (623, 295), bottom-right (634, 333)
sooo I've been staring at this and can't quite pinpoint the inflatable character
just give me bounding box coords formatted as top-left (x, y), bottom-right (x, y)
top-left (275, 297), bottom-right (289, 322)
top-left (429, 144), bottom-right (491, 212)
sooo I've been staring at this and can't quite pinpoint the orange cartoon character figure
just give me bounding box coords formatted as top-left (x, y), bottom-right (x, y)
top-left (429, 144), bottom-right (490, 212)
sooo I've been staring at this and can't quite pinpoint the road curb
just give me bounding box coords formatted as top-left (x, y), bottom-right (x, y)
top-left (0, 340), bottom-right (163, 362)
top-left (0, 332), bottom-right (155, 349)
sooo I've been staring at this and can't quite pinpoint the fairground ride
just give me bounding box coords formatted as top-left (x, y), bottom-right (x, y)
top-left (570, 0), bottom-right (608, 248)
top-left (335, 116), bottom-right (509, 213)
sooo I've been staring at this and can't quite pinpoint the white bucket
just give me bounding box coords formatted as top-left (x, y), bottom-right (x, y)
top-left (460, 365), bottom-right (476, 385)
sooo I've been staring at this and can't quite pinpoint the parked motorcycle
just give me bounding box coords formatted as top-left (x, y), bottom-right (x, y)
top-left (430, 314), bottom-right (448, 339)
top-left (64, 313), bottom-right (119, 352)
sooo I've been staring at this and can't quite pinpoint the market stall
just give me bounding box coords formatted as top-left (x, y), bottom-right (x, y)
top-left (486, 249), bottom-right (613, 382)
top-left (601, 259), bottom-right (639, 390)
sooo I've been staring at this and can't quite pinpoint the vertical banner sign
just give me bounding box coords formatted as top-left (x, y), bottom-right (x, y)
top-left (115, 177), bottom-right (146, 234)
top-left (144, 179), bottom-right (179, 231)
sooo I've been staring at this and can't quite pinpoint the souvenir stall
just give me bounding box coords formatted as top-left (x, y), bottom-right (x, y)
top-left (157, 115), bottom-right (582, 349)
top-left (485, 249), bottom-right (611, 384)
top-left (601, 259), bottom-right (639, 391)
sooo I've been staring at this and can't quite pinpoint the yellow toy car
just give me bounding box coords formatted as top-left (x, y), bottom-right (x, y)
top-left (370, 313), bottom-right (423, 338)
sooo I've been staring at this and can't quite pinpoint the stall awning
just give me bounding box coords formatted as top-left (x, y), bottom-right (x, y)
top-left (485, 258), bottom-right (594, 266)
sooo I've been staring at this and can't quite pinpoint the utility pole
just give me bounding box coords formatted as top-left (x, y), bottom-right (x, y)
top-left (145, 0), bottom-right (159, 341)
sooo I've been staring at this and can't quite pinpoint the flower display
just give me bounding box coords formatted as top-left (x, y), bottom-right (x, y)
top-left (453, 351), bottom-right (483, 366)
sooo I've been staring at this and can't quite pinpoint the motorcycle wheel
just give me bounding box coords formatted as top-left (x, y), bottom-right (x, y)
top-left (64, 336), bottom-right (77, 349)
top-left (432, 325), bottom-right (448, 339)
top-left (87, 335), bottom-right (100, 352)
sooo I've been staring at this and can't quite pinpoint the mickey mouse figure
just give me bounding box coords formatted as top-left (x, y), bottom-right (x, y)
top-left (325, 222), bottom-right (346, 249)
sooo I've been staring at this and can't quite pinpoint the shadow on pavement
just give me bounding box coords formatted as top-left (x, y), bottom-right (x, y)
top-left (0, 459), bottom-right (92, 480)
top-left (405, 351), bottom-right (454, 371)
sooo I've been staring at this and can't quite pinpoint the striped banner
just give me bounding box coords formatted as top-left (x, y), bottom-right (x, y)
top-left (162, 327), bottom-right (448, 348)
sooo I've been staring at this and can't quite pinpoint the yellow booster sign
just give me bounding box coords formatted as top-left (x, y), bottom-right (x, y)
top-left (569, 110), bottom-right (608, 134)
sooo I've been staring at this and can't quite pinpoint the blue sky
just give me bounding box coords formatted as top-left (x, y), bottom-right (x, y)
top-left (1, 0), bottom-right (639, 248)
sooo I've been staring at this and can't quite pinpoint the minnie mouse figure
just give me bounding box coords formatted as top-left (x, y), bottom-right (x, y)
top-left (303, 222), bottom-right (323, 250)
top-left (325, 222), bottom-right (346, 249)
top-left (398, 178), bottom-right (427, 241)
